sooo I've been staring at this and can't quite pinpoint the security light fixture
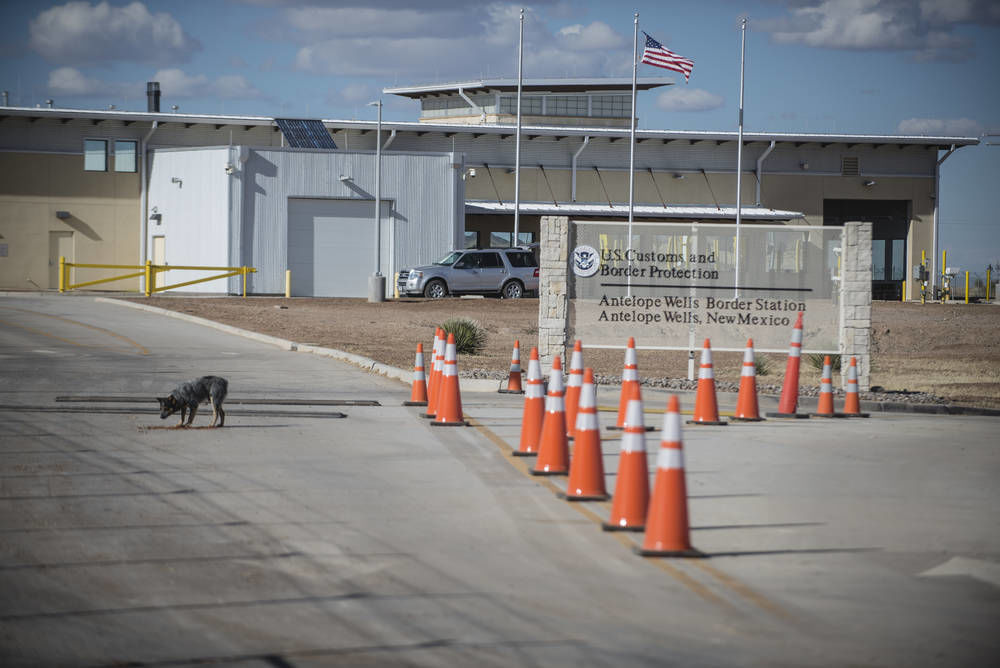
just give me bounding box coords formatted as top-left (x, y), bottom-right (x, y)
top-left (863, 180), bottom-right (876, 188)
top-left (672, 173), bottom-right (685, 180)
top-left (55, 211), bottom-right (70, 219)
top-left (171, 177), bottom-right (182, 187)
top-left (339, 174), bottom-right (351, 182)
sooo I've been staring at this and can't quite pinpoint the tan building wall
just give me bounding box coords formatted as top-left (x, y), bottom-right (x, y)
top-left (0, 152), bottom-right (141, 291)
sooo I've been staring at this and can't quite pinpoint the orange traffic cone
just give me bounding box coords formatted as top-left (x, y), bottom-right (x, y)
top-left (766, 312), bottom-right (810, 419)
top-left (688, 339), bottom-right (726, 425)
top-left (603, 399), bottom-right (650, 532)
top-left (610, 337), bottom-right (653, 431)
top-left (637, 396), bottom-right (704, 558)
top-left (402, 342), bottom-right (429, 406)
top-left (422, 328), bottom-right (444, 419)
top-left (514, 347), bottom-right (545, 456)
top-left (564, 368), bottom-right (609, 501)
top-left (811, 355), bottom-right (844, 418)
top-left (430, 332), bottom-right (468, 427)
top-left (531, 356), bottom-right (570, 476)
top-left (842, 356), bottom-right (870, 418)
top-left (731, 338), bottom-right (764, 422)
top-left (498, 340), bottom-right (524, 394)
top-left (564, 340), bottom-right (584, 439)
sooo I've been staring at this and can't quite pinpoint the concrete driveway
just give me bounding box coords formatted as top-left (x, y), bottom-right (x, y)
top-left (1, 294), bottom-right (997, 667)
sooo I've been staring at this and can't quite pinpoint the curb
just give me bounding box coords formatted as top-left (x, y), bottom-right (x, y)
top-left (95, 297), bottom-right (502, 393)
top-left (90, 298), bottom-right (1000, 414)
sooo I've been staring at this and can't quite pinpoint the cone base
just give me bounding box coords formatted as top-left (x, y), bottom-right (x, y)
top-left (730, 416), bottom-right (765, 422)
top-left (810, 412), bottom-right (846, 418)
top-left (843, 412), bottom-right (871, 418)
top-left (686, 419), bottom-right (728, 426)
top-left (602, 522), bottom-right (644, 532)
top-left (429, 420), bottom-right (469, 427)
top-left (530, 468), bottom-right (568, 476)
top-left (607, 425), bottom-right (656, 432)
top-left (765, 412), bottom-right (811, 419)
top-left (497, 389), bottom-right (525, 395)
top-left (559, 492), bottom-right (610, 502)
top-left (403, 400), bottom-right (428, 406)
top-left (511, 449), bottom-right (537, 457)
top-left (421, 412), bottom-right (437, 419)
top-left (634, 546), bottom-right (706, 559)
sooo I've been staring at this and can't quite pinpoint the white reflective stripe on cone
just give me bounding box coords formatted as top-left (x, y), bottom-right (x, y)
top-left (576, 410), bottom-right (599, 431)
top-left (656, 447), bottom-right (684, 471)
top-left (545, 394), bottom-right (565, 413)
top-left (662, 407), bottom-right (682, 442)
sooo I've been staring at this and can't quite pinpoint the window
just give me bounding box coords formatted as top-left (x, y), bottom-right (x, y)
top-left (499, 95), bottom-right (542, 115)
top-left (489, 231), bottom-right (534, 248)
top-left (546, 95), bottom-right (588, 117)
top-left (481, 252), bottom-right (503, 268)
top-left (84, 139), bottom-right (107, 171)
top-left (591, 95), bottom-right (631, 118)
top-left (114, 140), bottom-right (137, 172)
top-left (464, 231), bottom-right (478, 248)
top-left (505, 251), bottom-right (537, 268)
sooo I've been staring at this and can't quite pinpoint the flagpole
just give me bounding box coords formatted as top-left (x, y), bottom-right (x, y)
top-left (627, 12), bottom-right (638, 297)
top-left (734, 16), bottom-right (748, 299)
top-left (513, 8), bottom-right (524, 247)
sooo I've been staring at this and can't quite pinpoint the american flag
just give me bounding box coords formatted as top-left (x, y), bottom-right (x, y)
top-left (641, 32), bottom-right (694, 83)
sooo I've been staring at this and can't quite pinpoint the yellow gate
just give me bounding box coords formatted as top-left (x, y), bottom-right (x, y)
top-left (59, 257), bottom-right (257, 297)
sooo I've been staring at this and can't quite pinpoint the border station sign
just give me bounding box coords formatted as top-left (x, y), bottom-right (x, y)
top-left (569, 221), bottom-right (843, 352)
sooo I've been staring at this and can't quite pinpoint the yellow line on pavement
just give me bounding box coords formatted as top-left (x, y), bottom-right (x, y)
top-left (467, 417), bottom-right (737, 612)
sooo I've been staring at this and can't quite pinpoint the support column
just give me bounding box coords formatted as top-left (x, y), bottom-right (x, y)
top-left (537, 215), bottom-right (570, 370)
top-left (839, 221), bottom-right (873, 391)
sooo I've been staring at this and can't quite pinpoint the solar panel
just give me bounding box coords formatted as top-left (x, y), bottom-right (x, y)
top-left (275, 118), bottom-right (338, 149)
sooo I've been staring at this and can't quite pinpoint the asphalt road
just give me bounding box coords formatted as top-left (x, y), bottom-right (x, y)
top-left (1, 294), bottom-right (998, 667)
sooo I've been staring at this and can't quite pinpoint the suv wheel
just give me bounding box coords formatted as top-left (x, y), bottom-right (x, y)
top-left (423, 279), bottom-right (447, 299)
top-left (501, 280), bottom-right (524, 299)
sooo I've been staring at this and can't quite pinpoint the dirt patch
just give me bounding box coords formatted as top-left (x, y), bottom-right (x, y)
top-left (124, 296), bottom-right (1000, 409)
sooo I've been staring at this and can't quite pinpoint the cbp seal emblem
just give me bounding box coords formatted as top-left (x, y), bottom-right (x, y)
top-left (572, 245), bottom-right (600, 278)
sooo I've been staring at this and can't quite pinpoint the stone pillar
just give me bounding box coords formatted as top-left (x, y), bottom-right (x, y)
top-left (839, 221), bottom-right (873, 391)
top-left (537, 215), bottom-right (570, 370)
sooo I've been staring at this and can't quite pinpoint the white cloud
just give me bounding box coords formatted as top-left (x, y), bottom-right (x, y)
top-left (29, 1), bottom-right (200, 65)
top-left (757, 0), bottom-right (996, 61)
top-left (557, 21), bottom-right (626, 51)
top-left (47, 67), bottom-right (126, 96)
top-left (47, 67), bottom-right (263, 100)
top-left (897, 117), bottom-right (983, 137)
top-left (337, 83), bottom-right (375, 105)
top-left (655, 88), bottom-right (724, 113)
top-left (289, 4), bottom-right (630, 79)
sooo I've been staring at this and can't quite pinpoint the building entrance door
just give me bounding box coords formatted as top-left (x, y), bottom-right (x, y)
top-left (48, 231), bottom-right (73, 289)
top-left (824, 199), bottom-right (909, 300)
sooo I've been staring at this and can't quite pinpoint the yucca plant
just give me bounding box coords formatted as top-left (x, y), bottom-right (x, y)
top-left (754, 353), bottom-right (772, 377)
top-left (440, 317), bottom-right (487, 355)
top-left (806, 353), bottom-right (841, 372)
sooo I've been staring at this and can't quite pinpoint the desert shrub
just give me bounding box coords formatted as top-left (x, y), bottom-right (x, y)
top-left (807, 353), bottom-right (841, 372)
top-left (440, 317), bottom-right (487, 355)
top-left (754, 354), bottom-right (772, 377)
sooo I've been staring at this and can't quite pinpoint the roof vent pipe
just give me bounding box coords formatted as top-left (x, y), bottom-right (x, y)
top-left (147, 81), bottom-right (160, 113)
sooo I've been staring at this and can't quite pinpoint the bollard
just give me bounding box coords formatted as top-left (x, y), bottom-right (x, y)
top-left (145, 260), bottom-right (153, 296)
top-left (965, 271), bottom-right (969, 304)
top-left (901, 280), bottom-right (906, 302)
top-left (59, 256), bottom-right (66, 292)
top-left (285, 269), bottom-right (291, 298)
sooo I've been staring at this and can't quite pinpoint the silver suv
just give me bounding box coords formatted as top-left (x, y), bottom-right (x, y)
top-left (399, 248), bottom-right (539, 299)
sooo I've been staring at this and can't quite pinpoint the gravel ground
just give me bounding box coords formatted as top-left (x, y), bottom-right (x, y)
top-left (124, 296), bottom-right (1000, 409)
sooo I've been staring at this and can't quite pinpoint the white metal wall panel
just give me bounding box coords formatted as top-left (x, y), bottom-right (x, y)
top-left (231, 148), bottom-right (460, 295)
top-left (147, 148), bottom-right (231, 292)
top-left (288, 198), bottom-right (387, 297)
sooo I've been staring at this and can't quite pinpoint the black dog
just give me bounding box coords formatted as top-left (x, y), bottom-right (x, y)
top-left (157, 376), bottom-right (228, 428)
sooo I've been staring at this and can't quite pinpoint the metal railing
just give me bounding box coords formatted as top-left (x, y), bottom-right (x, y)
top-left (59, 257), bottom-right (257, 297)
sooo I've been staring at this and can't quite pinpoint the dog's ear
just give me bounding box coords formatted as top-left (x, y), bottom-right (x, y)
top-left (156, 397), bottom-right (167, 408)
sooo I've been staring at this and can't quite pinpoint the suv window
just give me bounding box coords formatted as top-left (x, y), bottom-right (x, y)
top-left (505, 251), bottom-right (538, 268)
top-left (480, 252), bottom-right (503, 268)
top-left (454, 253), bottom-right (481, 269)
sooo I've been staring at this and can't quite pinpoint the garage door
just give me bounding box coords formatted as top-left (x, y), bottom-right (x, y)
top-left (287, 198), bottom-right (386, 297)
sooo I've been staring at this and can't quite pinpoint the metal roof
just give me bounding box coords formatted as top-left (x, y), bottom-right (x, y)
top-left (465, 200), bottom-right (804, 221)
top-left (0, 106), bottom-right (979, 150)
top-left (384, 77), bottom-right (673, 98)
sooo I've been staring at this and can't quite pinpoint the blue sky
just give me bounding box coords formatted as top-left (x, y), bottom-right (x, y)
top-left (2, 0), bottom-right (998, 272)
